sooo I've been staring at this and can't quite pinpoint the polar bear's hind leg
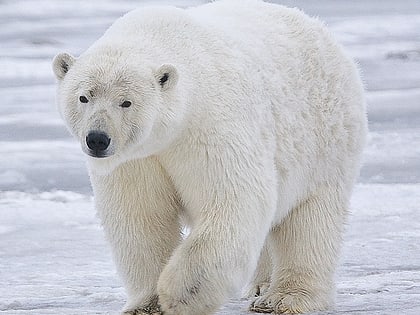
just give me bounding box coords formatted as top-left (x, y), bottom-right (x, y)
top-left (250, 184), bottom-right (348, 314)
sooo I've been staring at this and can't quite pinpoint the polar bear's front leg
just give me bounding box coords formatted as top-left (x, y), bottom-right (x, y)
top-left (90, 158), bottom-right (181, 314)
top-left (158, 146), bottom-right (277, 315)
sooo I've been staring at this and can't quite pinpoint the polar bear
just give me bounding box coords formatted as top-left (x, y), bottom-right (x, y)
top-left (52, 1), bottom-right (367, 314)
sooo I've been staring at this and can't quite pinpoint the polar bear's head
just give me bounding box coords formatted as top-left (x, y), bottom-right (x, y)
top-left (53, 51), bottom-right (185, 173)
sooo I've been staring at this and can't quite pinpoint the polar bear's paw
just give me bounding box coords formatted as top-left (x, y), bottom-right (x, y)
top-left (121, 306), bottom-right (162, 315)
top-left (122, 298), bottom-right (162, 315)
top-left (249, 289), bottom-right (328, 314)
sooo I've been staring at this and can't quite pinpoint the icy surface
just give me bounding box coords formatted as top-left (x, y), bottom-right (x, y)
top-left (1, 0), bottom-right (419, 314)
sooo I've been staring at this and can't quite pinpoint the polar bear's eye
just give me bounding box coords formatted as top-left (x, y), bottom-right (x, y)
top-left (120, 100), bottom-right (132, 108)
top-left (79, 96), bottom-right (89, 103)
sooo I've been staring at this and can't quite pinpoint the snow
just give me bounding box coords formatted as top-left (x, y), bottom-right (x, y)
top-left (1, 0), bottom-right (419, 314)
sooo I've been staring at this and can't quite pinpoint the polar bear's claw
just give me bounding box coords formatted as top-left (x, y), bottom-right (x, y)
top-left (249, 300), bottom-right (274, 313)
top-left (122, 307), bottom-right (162, 315)
top-left (250, 289), bottom-right (329, 314)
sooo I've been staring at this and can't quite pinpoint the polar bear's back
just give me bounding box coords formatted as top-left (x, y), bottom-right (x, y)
top-left (191, 0), bottom-right (367, 212)
top-left (189, 0), bottom-right (323, 48)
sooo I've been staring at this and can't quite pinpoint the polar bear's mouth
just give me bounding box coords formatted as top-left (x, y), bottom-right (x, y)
top-left (86, 150), bottom-right (110, 158)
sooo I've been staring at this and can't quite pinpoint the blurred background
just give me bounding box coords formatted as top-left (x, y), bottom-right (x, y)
top-left (0, 1), bottom-right (419, 314)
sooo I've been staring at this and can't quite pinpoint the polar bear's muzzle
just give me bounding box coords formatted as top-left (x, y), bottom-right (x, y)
top-left (86, 130), bottom-right (111, 158)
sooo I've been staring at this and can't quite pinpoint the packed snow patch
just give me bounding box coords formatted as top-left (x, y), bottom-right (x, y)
top-left (1, 185), bottom-right (419, 314)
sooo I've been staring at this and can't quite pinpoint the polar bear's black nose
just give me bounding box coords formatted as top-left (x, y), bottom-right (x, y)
top-left (86, 131), bottom-right (110, 156)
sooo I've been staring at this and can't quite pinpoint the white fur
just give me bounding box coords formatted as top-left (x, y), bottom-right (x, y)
top-left (52, 1), bottom-right (367, 314)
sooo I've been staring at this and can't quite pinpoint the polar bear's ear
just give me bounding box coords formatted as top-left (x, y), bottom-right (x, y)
top-left (154, 64), bottom-right (178, 91)
top-left (52, 53), bottom-right (76, 80)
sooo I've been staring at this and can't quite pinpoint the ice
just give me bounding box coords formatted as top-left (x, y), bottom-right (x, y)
top-left (1, 0), bottom-right (419, 314)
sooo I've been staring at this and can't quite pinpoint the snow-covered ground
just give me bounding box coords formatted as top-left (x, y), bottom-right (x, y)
top-left (1, 0), bottom-right (419, 314)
